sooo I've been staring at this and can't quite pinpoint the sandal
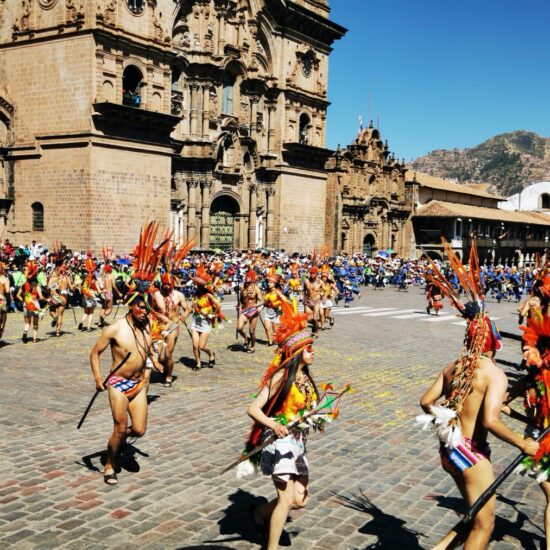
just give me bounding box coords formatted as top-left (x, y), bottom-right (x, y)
top-left (247, 347), bottom-right (255, 354)
top-left (103, 471), bottom-right (118, 486)
top-left (192, 364), bottom-right (201, 372)
top-left (163, 378), bottom-right (173, 387)
top-left (208, 354), bottom-right (216, 368)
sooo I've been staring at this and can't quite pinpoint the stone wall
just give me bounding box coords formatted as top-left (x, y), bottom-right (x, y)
top-left (276, 168), bottom-right (327, 252)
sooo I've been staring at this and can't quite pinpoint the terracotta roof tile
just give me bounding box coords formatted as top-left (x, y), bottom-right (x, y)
top-left (406, 170), bottom-right (506, 200)
top-left (415, 200), bottom-right (550, 226)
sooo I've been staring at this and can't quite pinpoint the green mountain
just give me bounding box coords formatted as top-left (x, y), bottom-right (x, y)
top-left (411, 131), bottom-right (550, 196)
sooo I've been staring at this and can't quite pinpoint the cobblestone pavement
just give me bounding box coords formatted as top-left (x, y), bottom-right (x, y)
top-left (0, 287), bottom-right (545, 549)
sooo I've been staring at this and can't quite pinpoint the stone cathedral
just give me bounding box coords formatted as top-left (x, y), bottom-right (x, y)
top-left (0, 0), bottom-right (346, 252)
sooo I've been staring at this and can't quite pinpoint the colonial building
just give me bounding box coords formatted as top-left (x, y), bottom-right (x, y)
top-left (325, 124), bottom-right (412, 256)
top-left (408, 172), bottom-right (550, 265)
top-left (0, 0), bottom-right (345, 252)
top-left (499, 181), bottom-right (550, 211)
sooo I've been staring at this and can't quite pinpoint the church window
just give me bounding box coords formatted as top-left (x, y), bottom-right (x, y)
top-left (222, 73), bottom-right (235, 115)
top-left (122, 66), bottom-right (143, 108)
top-left (541, 193), bottom-right (550, 209)
top-left (299, 114), bottom-right (310, 145)
top-left (126, 0), bottom-right (144, 15)
top-left (32, 202), bottom-right (44, 232)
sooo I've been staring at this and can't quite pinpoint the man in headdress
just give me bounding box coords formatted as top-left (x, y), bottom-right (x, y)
top-left (90, 292), bottom-right (154, 486)
top-left (89, 222), bottom-right (166, 486)
top-left (418, 240), bottom-right (539, 548)
top-left (98, 264), bottom-right (122, 328)
top-left (303, 266), bottom-right (322, 338)
top-left (236, 269), bottom-right (263, 353)
top-left (152, 272), bottom-right (190, 387)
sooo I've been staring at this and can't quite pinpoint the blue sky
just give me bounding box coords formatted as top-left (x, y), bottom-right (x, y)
top-left (326, 0), bottom-right (550, 160)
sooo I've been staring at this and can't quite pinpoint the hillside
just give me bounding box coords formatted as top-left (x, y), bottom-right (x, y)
top-left (411, 131), bottom-right (550, 197)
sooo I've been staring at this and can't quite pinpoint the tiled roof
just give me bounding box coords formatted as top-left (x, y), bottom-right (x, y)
top-left (415, 200), bottom-right (550, 226)
top-left (406, 170), bottom-right (506, 200)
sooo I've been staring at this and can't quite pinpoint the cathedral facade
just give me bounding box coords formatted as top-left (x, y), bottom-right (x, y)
top-left (325, 125), bottom-right (412, 257)
top-left (0, 0), bottom-right (345, 252)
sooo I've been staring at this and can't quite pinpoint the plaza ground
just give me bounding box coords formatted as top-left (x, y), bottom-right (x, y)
top-left (0, 287), bottom-right (545, 549)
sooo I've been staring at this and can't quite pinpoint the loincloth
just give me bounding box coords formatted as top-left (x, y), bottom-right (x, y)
top-left (440, 437), bottom-right (491, 476)
top-left (108, 375), bottom-right (146, 400)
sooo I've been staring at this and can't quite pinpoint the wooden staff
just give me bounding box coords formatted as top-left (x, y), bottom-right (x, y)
top-left (434, 425), bottom-right (550, 549)
top-left (220, 387), bottom-right (350, 475)
top-left (76, 352), bottom-right (131, 430)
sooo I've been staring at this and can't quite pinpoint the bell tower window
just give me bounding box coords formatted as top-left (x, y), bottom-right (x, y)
top-left (32, 202), bottom-right (44, 232)
top-left (123, 66), bottom-right (143, 108)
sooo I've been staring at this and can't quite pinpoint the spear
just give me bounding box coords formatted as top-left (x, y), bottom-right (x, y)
top-left (434, 425), bottom-right (550, 549)
top-left (220, 385), bottom-right (351, 475)
top-left (77, 352), bottom-right (131, 429)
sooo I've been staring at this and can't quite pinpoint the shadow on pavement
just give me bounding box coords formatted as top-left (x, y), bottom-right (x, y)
top-left (77, 442), bottom-right (149, 474)
top-left (207, 488), bottom-right (295, 547)
top-left (334, 490), bottom-right (424, 549)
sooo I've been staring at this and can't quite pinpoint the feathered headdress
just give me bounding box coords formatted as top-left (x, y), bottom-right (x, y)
top-left (266, 266), bottom-right (279, 283)
top-left (125, 222), bottom-right (171, 305)
top-left (24, 260), bottom-right (39, 281)
top-left (192, 263), bottom-right (212, 287)
top-left (417, 238), bottom-right (498, 448)
top-left (102, 246), bottom-right (113, 262)
top-left (161, 238), bottom-right (195, 286)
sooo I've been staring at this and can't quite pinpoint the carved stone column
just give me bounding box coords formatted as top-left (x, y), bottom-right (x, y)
top-left (266, 187), bottom-right (275, 248)
top-left (267, 103), bottom-right (276, 154)
top-left (200, 179), bottom-right (212, 249)
top-left (217, 11), bottom-right (226, 54)
top-left (248, 184), bottom-right (258, 248)
top-left (250, 95), bottom-right (259, 141)
top-left (175, 173), bottom-right (188, 243)
top-left (187, 179), bottom-right (198, 240)
top-left (202, 85), bottom-right (210, 139)
top-left (190, 83), bottom-right (199, 137)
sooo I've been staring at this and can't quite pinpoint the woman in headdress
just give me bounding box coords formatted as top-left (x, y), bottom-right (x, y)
top-left (243, 300), bottom-right (319, 550)
top-left (190, 264), bottom-right (222, 370)
top-left (319, 265), bottom-right (338, 329)
top-left (262, 268), bottom-right (285, 346)
top-left (79, 258), bottom-right (99, 332)
top-left (16, 260), bottom-right (44, 343)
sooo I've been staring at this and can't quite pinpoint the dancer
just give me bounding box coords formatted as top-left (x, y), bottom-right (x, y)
top-left (236, 269), bottom-right (262, 353)
top-left (98, 260), bottom-right (121, 328)
top-left (425, 279), bottom-right (443, 316)
top-left (48, 261), bottom-right (73, 337)
top-left (79, 259), bottom-right (99, 332)
top-left (514, 300), bottom-right (550, 548)
top-left (0, 261), bottom-right (10, 340)
top-left (152, 272), bottom-right (190, 387)
top-left (418, 239), bottom-right (538, 549)
top-left (319, 266), bottom-right (337, 329)
top-left (262, 269), bottom-right (285, 346)
top-left (89, 222), bottom-right (168, 486)
top-left (303, 267), bottom-right (321, 338)
top-left (16, 260), bottom-right (44, 343)
top-left (190, 264), bottom-right (222, 371)
top-left (244, 299), bottom-right (319, 550)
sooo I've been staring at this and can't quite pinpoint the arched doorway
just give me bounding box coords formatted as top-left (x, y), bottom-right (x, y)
top-left (363, 234), bottom-right (375, 257)
top-left (210, 195), bottom-right (239, 251)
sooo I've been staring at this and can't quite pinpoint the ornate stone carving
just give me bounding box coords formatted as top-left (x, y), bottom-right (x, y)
top-left (99, 1), bottom-right (116, 26)
top-left (15, 0), bottom-right (32, 33)
top-left (66, 0), bottom-right (84, 25)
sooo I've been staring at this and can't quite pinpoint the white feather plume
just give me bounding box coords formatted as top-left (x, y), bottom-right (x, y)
top-left (236, 459), bottom-right (256, 479)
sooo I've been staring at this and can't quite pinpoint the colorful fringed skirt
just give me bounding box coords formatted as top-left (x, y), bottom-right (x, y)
top-left (260, 428), bottom-right (309, 480)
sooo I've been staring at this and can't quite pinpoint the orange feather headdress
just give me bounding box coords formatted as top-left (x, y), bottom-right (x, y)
top-left (125, 222), bottom-right (171, 305)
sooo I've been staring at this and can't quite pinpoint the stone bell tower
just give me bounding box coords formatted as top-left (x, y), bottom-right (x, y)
top-left (0, 0), bottom-right (178, 251)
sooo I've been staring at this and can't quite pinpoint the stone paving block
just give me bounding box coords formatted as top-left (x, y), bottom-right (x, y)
top-left (0, 290), bottom-right (546, 547)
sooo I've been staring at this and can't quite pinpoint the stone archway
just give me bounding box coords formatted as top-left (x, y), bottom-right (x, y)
top-left (363, 234), bottom-right (375, 257)
top-left (210, 194), bottom-right (240, 251)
